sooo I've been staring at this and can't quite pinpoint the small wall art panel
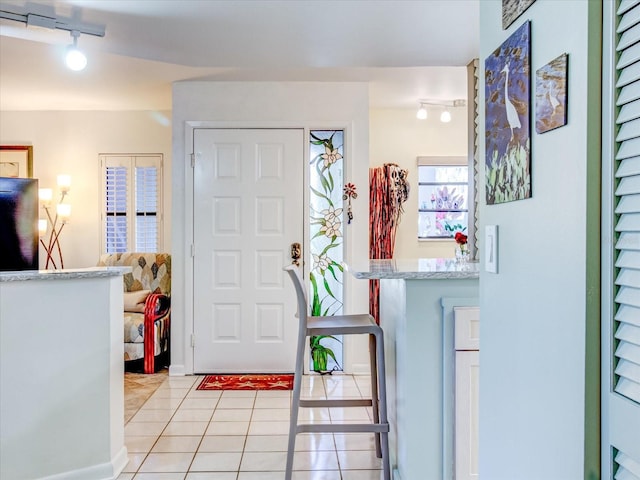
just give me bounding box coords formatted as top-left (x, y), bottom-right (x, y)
top-left (502, 0), bottom-right (536, 29)
top-left (535, 53), bottom-right (569, 134)
top-left (484, 20), bottom-right (531, 205)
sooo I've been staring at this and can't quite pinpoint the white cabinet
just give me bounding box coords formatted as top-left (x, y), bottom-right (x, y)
top-left (455, 307), bottom-right (480, 480)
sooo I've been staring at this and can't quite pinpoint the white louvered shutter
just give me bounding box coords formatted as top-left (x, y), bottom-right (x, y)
top-left (101, 155), bottom-right (162, 254)
top-left (614, 0), bottom-right (640, 407)
top-left (104, 163), bottom-right (129, 253)
top-left (134, 161), bottom-right (159, 252)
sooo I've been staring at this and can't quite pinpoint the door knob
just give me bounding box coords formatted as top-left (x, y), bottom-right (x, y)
top-left (291, 242), bottom-right (301, 266)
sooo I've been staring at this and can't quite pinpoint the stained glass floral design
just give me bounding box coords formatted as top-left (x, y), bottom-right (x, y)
top-left (309, 130), bottom-right (344, 372)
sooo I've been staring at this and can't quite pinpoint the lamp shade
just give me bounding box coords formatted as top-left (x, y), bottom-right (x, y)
top-left (38, 219), bottom-right (48, 236)
top-left (57, 203), bottom-right (71, 220)
top-left (57, 175), bottom-right (71, 191)
top-left (39, 188), bottom-right (53, 203)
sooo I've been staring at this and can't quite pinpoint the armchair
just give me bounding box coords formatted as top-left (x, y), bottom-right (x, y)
top-left (98, 253), bottom-right (171, 373)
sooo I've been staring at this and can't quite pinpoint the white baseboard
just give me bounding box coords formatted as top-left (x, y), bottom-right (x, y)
top-left (350, 363), bottom-right (372, 375)
top-left (39, 446), bottom-right (128, 480)
top-left (111, 446), bottom-right (129, 479)
top-left (169, 364), bottom-right (186, 376)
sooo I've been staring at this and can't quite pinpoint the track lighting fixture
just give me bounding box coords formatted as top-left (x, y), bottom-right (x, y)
top-left (0, 7), bottom-right (105, 71)
top-left (416, 103), bottom-right (428, 120)
top-left (416, 99), bottom-right (466, 122)
top-left (65, 31), bottom-right (87, 71)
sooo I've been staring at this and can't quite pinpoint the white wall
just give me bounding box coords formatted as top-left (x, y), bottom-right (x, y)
top-left (171, 81), bottom-right (371, 375)
top-left (370, 106), bottom-right (468, 259)
top-left (478, 1), bottom-right (600, 479)
top-left (0, 111), bottom-right (173, 268)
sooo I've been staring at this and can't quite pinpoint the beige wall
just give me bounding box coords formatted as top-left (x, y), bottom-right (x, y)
top-left (0, 110), bottom-right (172, 269)
top-left (369, 107), bottom-right (468, 259)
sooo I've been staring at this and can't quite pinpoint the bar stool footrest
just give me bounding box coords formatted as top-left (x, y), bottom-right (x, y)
top-left (299, 399), bottom-right (373, 408)
top-left (296, 423), bottom-right (389, 434)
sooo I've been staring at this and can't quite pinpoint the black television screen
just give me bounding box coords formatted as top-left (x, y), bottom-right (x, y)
top-left (0, 177), bottom-right (39, 271)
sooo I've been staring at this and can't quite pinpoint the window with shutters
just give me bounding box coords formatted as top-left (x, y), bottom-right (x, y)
top-left (612, 0), bottom-right (640, 406)
top-left (100, 154), bottom-right (163, 254)
top-left (417, 156), bottom-right (470, 239)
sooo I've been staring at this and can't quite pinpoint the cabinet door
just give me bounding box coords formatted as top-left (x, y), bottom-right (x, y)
top-left (455, 350), bottom-right (480, 480)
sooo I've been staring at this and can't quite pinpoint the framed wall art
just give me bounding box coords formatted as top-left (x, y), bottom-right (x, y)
top-left (535, 53), bottom-right (569, 134)
top-left (0, 145), bottom-right (33, 178)
top-left (484, 21), bottom-right (531, 205)
top-left (502, 0), bottom-right (536, 29)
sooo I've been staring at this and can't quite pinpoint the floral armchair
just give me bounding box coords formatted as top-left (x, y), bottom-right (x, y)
top-left (98, 253), bottom-right (171, 373)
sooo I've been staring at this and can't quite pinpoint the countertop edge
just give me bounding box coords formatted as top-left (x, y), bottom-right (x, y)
top-left (346, 258), bottom-right (480, 280)
top-left (351, 271), bottom-right (479, 280)
top-left (0, 267), bottom-right (132, 282)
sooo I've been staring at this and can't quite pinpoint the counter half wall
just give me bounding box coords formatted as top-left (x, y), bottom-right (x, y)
top-left (349, 258), bottom-right (479, 480)
top-left (0, 268), bottom-right (128, 480)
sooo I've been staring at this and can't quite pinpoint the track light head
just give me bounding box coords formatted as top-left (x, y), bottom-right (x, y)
top-left (416, 104), bottom-right (428, 120)
top-left (65, 30), bottom-right (87, 71)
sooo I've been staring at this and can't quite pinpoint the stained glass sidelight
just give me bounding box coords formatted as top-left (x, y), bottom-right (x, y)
top-left (308, 130), bottom-right (344, 372)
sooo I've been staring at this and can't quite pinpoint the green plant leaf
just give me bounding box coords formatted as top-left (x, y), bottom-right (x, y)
top-left (326, 264), bottom-right (338, 281)
top-left (320, 242), bottom-right (340, 256)
top-left (310, 186), bottom-right (330, 203)
top-left (323, 277), bottom-right (336, 300)
top-left (309, 272), bottom-right (321, 316)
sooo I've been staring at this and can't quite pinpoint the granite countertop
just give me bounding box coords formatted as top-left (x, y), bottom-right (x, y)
top-left (346, 258), bottom-right (480, 280)
top-left (0, 266), bottom-right (131, 282)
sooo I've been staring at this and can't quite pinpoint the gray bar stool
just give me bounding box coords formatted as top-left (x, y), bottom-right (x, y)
top-left (283, 264), bottom-right (391, 480)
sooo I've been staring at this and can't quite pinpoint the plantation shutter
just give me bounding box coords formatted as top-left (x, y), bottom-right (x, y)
top-left (134, 161), bottom-right (159, 252)
top-left (104, 163), bottom-right (129, 253)
top-left (101, 155), bottom-right (162, 254)
top-left (614, 0), bottom-right (640, 406)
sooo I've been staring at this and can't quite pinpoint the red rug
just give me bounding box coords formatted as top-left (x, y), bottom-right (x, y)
top-left (197, 374), bottom-right (294, 391)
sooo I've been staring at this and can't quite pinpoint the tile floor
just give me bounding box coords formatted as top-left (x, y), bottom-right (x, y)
top-left (118, 374), bottom-right (384, 479)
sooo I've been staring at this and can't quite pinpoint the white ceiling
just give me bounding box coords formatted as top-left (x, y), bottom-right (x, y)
top-left (0, 0), bottom-right (479, 111)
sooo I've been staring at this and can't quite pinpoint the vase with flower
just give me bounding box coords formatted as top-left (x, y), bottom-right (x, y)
top-left (454, 231), bottom-right (469, 263)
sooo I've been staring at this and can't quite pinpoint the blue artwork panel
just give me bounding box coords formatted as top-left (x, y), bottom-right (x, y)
top-left (484, 20), bottom-right (531, 205)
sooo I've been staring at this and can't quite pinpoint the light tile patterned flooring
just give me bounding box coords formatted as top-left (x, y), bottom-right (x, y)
top-left (118, 374), bottom-right (384, 479)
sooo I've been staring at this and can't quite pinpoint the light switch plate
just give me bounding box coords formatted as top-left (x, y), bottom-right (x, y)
top-left (485, 225), bottom-right (498, 273)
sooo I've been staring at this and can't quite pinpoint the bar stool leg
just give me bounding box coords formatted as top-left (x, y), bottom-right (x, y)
top-left (375, 330), bottom-right (391, 480)
top-left (285, 330), bottom-right (306, 480)
top-left (369, 333), bottom-right (382, 458)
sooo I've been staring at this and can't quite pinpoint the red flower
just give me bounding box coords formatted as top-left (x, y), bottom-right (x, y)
top-left (454, 232), bottom-right (468, 245)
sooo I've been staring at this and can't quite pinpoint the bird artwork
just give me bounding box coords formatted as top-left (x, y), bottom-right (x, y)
top-left (484, 20), bottom-right (531, 205)
top-left (535, 53), bottom-right (568, 134)
top-left (501, 62), bottom-right (521, 140)
top-left (547, 89), bottom-right (560, 111)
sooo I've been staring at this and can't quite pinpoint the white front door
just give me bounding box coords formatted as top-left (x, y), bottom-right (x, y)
top-left (193, 128), bottom-right (304, 373)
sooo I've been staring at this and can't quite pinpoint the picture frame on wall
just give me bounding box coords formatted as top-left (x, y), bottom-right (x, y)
top-left (535, 53), bottom-right (569, 134)
top-left (502, 0), bottom-right (536, 29)
top-left (484, 20), bottom-right (531, 205)
top-left (0, 145), bottom-right (33, 178)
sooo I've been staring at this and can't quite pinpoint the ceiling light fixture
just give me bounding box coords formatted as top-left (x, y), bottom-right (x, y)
top-left (65, 30), bottom-right (87, 71)
top-left (416, 99), bottom-right (466, 122)
top-left (416, 103), bottom-right (428, 120)
top-left (0, 8), bottom-right (105, 71)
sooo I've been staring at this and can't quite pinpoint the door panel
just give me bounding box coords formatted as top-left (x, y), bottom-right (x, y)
top-left (193, 128), bottom-right (304, 373)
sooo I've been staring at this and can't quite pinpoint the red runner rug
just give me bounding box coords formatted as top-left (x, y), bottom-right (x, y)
top-left (197, 374), bottom-right (294, 391)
